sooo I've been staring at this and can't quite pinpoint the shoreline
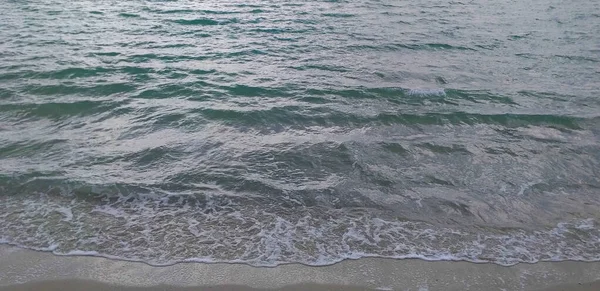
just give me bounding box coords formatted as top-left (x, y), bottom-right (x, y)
top-left (1, 245), bottom-right (599, 291)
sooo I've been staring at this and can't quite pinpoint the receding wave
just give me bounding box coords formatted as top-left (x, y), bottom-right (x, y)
top-left (0, 181), bottom-right (598, 267)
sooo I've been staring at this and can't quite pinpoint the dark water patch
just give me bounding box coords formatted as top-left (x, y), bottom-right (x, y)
top-left (294, 64), bottom-right (349, 72)
top-left (195, 106), bottom-right (316, 126)
top-left (304, 87), bottom-right (378, 99)
top-left (89, 11), bottom-right (104, 15)
top-left (446, 90), bottom-right (518, 105)
top-left (124, 53), bottom-right (208, 63)
top-left (322, 13), bottom-right (356, 18)
top-left (0, 88), bottom-right (15, 99)
top-left (298, 96), bottom-right (332, 104)
top-left (380, 142), bottom-right (410, 155)
top-left (119, 13), bottom-right (140, 18)
top-left (423, 176), bottom-right (457, 187)
top-left (125, 53), bottom-right (161, 63)
top-left (0, 100), bottom-right (127, 120)
top-left (119, 66), bottom-right (156, 75)
top-left (224, 49), bottom-right (268, 58)
top-left (401, 43), bottom-right (476, 51)
top-left (191, 33), bottom-right (212, 38)
top-left (192, 105), bottom-right (586, 129)
top-left (346, 44), bottom-right (385, 51)
top-left (233, 4), bottom-right (263, 8)
top-left (273, 36), bottom-right (300, 42)
top-left (117, 41), bottom-right (157, 48)
top-left (509, 33), bottom-right (532, 40)
top-left (0, 72), bottom-right (26, 81)
top-left (373, 112), bottom-right (583, 129)
top-left (152, 112), bottom-right (188, 126)
top-left (516, 90), bottom-right (574, 102)
top-left (250, 28), bottom-right (310, 34)
top-left (163, 71), bottom-right (189, 79)
top-left (223, 84), bottom-right (292, 97)
top-left (483, 147), bottom-right (520, 157)
top-left (435, 76), bottom-right (448, 84)
top-left (23, 83), bottom-right (136, 96)
top-left (301, 87), bottom-right (446, 104)
top-left (91, 52), bottom-right (121, 57)
top-left (349, 42), bottom-right (475, 52)
top-left (151, 9), bottom-right (195, 14)
top-left (122, 146), bottom-right (184, 168)
top-left (171, 18), bottom-right (220, 26)
top-left (1, 67), bottom-right (112, 80)
top-left (416, 142), bottom-right (471, 155)
top-left (89, 106), bottom-right (134, 124)
top-left (515, 53), bottom-right (538, 59)
top-left (553, 55), bottom-right (598, 63)
top-left (134, 84), bottom-right (204, 99)
top-left (414, 113), bottom-right (583, 129)
top-left (189, 69), bottom-right (217, 75)
top-left (0, 139), bottom-right (67, 158)
top-left (474, 44), bottom-right (498, 50)
top-left (146, 43), bottom-right (195, 49)
top-left (199, 10), bottom-right (239, 15)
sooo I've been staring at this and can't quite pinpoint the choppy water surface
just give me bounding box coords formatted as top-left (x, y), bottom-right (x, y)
top-left (1, 0), bottom-right (600, 266)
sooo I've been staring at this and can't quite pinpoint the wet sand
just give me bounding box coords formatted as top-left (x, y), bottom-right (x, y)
top-left (2, 280), bottom-right (600, 291)
top-left (1, 245), bottom-right (599, 291)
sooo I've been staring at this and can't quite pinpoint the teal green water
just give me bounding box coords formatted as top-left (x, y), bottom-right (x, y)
top-left (1, 0), bottom-right (599, 266)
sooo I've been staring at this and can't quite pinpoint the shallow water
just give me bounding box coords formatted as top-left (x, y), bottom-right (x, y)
top-left (1, 0), bottom-right (599, 266)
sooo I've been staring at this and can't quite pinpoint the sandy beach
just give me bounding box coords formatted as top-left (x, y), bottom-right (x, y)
top-left (1, 245), bottom-right (599, 291)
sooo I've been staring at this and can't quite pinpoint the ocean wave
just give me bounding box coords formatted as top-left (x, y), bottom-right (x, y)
top-left (2, 0), bottom-right (600, 270)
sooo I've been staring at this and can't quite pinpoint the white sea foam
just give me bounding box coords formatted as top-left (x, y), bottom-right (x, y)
top-left (1, 191), bottom-right (600, 267)
top-left (92, 204), bottom-right (127, 218)
top-left (55, 206), bottom-right (73, 221)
